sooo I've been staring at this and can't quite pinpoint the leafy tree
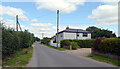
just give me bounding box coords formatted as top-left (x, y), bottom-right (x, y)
top-left (41, 37), bottom-right (51, 44)
top-left (2, 24), bottom-right (39, 59)
top-left (86, 26), bottom-right (116, 38)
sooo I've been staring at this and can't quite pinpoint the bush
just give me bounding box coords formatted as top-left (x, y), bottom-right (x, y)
top-left (97, 38), bottom-right (120, 55)
top-left (60, 39), bottom-right (95, 48)
top-left (70, 42), bottom-right (79, 50)
top-left (73, 39), bottom-right (95, 48)
top-left (2, 26), bottom-right (38, 59)
top-left (60, 39), bottom-right (72, 48)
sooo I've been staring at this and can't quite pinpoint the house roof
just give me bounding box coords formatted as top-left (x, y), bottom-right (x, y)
top-left (57, 28), bottom-right (91, 34)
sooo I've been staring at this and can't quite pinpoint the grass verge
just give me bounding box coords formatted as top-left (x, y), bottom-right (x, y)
top-left (87, 54), bottom-right (120, 66)
top-left (2, 47), bottom-right (33, 67)
top-left (41, 43), bottom-right (67, 51)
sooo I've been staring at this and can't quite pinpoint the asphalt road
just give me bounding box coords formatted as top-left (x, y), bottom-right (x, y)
top-left (27, 42), bottom-right (116, 67)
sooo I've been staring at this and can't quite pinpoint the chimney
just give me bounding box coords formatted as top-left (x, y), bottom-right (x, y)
top-left (66, 26), bottom-right (69, 29)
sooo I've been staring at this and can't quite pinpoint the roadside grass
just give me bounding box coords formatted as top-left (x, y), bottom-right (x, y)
top-left (40, 43), bottom-right (67, 51)
top-left (2, 47), bottom-right (33, 67)
top-left (87, 54), bottom-right (120, 66)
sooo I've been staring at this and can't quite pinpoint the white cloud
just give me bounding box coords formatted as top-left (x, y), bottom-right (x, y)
top-left (30, 23), bottom-right (53, 27)
top-left (100, 0), bottom-right (119, 5)
top-left (31, 19), bottom-right (38, 22)
top-left (0, 5), bottom-right (29, 21)
top-left (28, 22), bottom-right (89, 38)
top-left (88, 5), bottom-right (118, 26)
top-left (35, 0), bottom-right (85, 13)
top-left (3, 19), bottom-right (15, 29)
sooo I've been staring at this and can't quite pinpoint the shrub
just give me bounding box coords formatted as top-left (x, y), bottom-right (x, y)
top-left (70, 42), bottom-right (79, 50)
top-left (60, 39), bottom-right (72, 48)
top-left (76, 39), bottom-right (95, 48)
top-left (60, 39), bottom-right (95, 48)
top-left (93, 37), bottom-right (105, 50)
top-left (2, 26), bottom-right (38, 59)
top-left (97, 38), bottom-right (120, 55)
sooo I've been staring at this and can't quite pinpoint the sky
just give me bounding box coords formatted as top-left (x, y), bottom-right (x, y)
top-left (0, 0), bottom-right (119, 38)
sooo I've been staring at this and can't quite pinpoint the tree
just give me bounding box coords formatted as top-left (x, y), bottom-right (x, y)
top-left (86, 26), bottom-right (116, 38)
top-left (41, 37), bottom-right (51, 44)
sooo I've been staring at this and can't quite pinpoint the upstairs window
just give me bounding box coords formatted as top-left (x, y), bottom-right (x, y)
top-left (83, 33), bottom-right (88, 37)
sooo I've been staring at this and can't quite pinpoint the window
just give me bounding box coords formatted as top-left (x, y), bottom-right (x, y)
top-left (83, 33), bottom-right (88, 37)
top-left (77, 34), bottom-right (79, 37)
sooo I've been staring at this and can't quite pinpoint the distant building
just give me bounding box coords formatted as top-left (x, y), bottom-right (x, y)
top-left (49, 27), bottom-right (91, 47)
top-left (56, 27), bottom-right (91, 43)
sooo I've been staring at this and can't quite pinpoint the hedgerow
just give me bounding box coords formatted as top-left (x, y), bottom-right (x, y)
top-left (2, 25), bottom-right (39, 59)
top-left (60, 39), bottom-right (95, 48)
top-left (96, 38), bottom-right (120, 55)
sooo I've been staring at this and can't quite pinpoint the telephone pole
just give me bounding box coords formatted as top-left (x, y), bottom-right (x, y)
top-left (57, 10), bottom-right (59, 48)
top-left (42, 33), bottom-right (44, 39)
top-left (16, 15), bottom-right (18, 31)
top-left (16, 15), bottom-right (22, 31)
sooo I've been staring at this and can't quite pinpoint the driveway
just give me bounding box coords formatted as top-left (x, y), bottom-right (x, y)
top-left (27, 42), bottom-right (116, 67)
top-left (65, 48), bottom-right (91, 57)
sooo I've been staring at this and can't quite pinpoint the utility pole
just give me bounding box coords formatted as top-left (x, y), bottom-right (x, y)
top-left (57, 10), bottom-right (59, 48)
top-left (42, 33), bottom-right (44, 39)
top-left (16, 15), bottom-right (18, 31)
top-left (16, 15), bottom-right (22, 31)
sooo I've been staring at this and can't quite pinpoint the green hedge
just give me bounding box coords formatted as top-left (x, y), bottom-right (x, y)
top-left (70, 42), bottom-right (79, 50)
top-left (97, 38), bottom-right (120, 55)
top-left (2, 27), bottom-right (38, 59)
top-left (73, 39), bottom-right (95, 48)
top-left (60, 39), bottom-right (95, 48)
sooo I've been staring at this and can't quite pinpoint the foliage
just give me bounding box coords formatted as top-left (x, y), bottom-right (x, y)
top-left (60, 39), bottom-right (72, 48)
top-left (86, 26), bottom-right (116, 38)
top-left (2, 25), bottom-right (38, 59)
top-left (70, 42), bottom-right (79, 50)
top-left (73, 39), bottom-right (95, 48)
top-left (93, 37), bottom-right (105, 50)
top-left (60, 39), bottom-right (95, 48)
top-left (41, 37), bottom-right (51, 44)
top-left (95, 38), bottom-right (120, 55)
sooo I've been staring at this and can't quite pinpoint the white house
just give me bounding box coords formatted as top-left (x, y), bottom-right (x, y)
top-left (49, 27), bottom-right (91, 47)
top-left (49, 38), bottom-right (60, 47)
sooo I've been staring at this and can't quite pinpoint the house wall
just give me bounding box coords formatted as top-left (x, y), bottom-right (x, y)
top-left (63, 32), bottom-right (76, 39)
top-left (56, 33), bottom-right (64, 44)
top-left (49, 39), bottom-right (60, 47)
top-left (56, 32), bottom-right (91, 46)
top-left (78, 33), bottom-right (91, 39)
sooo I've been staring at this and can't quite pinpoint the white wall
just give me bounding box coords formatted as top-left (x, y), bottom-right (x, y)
top-left (63, 32), bottom-right (76, 39)
top-left (63, 32), bottom-right (91, 40)
top-left (49, 39), bottom-right (60, 47)
top-left (56, 33), bottom-right (64, 44)
top-left (78, 33), bottom-right (91, 39)
top-left (54, 32), bottom-right (91, 47)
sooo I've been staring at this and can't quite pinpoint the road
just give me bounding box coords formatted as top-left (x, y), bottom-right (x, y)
top-left (27, 42), bottom-right (116, 67)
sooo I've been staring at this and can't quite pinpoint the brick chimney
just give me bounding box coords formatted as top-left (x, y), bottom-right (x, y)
top-left (66, 26), bottom-right (69, 29)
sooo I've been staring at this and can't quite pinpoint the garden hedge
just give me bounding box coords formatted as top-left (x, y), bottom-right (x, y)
top-left (96, 38), bottom-right (120, 55)
top-left (60, 39), bottom-right (95, 48)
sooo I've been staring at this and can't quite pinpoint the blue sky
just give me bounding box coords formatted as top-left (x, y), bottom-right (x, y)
top-left (1, 1), bottom-right (118, 38)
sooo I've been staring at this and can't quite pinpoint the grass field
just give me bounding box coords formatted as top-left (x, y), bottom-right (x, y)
top-left (88, 54), bottom-right (120, 66)
top-left (2, 47), bottom-right (33, 67)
